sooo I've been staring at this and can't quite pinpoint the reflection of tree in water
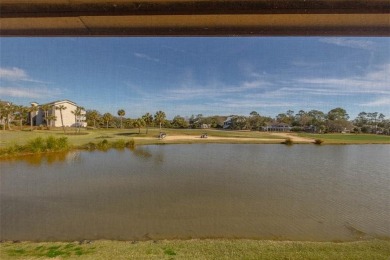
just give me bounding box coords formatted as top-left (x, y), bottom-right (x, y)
top-left (131, 147), bottom-right (165, 164)
top-left (153, 149), bottom-right (165, 164)
top-left (44, 152), bottom-right (67, 165)
top-left (132, 147), bottom-right (152, 159)
top-left (22, 154), bottom-right (44, 166)
top-left (65, 151), bottom-right (83, 164)
top-left (6, 151), bottom-right (80, 166)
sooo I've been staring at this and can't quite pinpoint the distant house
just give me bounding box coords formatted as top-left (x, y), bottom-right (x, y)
top-left (262, 122), bottom-right (291, 132)
top-left (29, 100), bottom-right (86, 127)
top-left (223, 116), bottom-right (233, 129)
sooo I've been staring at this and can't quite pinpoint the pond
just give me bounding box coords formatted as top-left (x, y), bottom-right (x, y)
top-left (1, 144), bottom-right (389, 241)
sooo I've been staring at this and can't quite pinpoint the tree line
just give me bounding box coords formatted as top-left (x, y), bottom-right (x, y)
top-left (0, 101), bottom-right (389, 135)
top-left (84, 107), bottom-right (389, 135)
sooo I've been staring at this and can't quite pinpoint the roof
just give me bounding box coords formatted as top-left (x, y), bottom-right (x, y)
top-left (0, 100), bottom-right (11, 106)
top-left (41, 99), bottom-right (78, 106)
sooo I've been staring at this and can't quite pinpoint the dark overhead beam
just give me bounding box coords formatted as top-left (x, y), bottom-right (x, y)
top-left (1, 0), bottom-right (389, 18)
top-left (1, 0), bottom-right (389, 36)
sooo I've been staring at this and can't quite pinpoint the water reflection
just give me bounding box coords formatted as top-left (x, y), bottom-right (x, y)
top-left (0, 151), bottom-right (86, 166)
top-left (132, 147), bottom-right (152, 159)
top-left (1, 144), bottom-right (389, 242)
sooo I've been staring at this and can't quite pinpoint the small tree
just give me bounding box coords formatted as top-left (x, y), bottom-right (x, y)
top-left (134, 118), bottom-right (145, 134)
top-left (71, 106), bottom-right (85, 133)
top-left (46, 115), bottom-right (57, 129)
top-left (55, 105), bottom-right (67, 133)
top-left (117, 109), bottom-right (126, 129)
top-left (86, 110), bottom-right (100, 128)
top-left (103, 113), bottom-right (113, 129)
top-left (154, 110), bottom-right (166, 131)
top-left (40, 104), bottom-right (52, 127)
top-left (29, 104), bottom-right (39, 131)
top-left (14, 105), bottom-right (28, 130)
top-left (142, 112), bottom-right (153, 134)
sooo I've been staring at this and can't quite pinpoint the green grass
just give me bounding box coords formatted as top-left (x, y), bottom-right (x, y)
top-left (0, 128), bottom-right (282, 149)
top-left (1, 239), bottom-right (389, 259)
top-left (298, 133), bottom-right (390, 144)
top-left (1, 242), bottom-right (94, 258)
top-left (1, 129), bottom-right (389, 157)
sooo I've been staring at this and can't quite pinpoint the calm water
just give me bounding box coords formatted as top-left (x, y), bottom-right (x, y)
top-left (1, 144), bottom-right (389, 241)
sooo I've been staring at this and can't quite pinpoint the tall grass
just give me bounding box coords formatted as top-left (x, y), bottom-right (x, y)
top-left (81, 139), bottom-right (135, 151)
top-left (0, 136), bottom-right (70, 157)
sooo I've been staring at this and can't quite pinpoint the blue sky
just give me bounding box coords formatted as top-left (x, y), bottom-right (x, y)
top-left (0, 37), bottom-right (389, 119)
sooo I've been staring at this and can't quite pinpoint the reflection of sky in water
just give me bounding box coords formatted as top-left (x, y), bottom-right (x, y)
top-left (1, 144), bottom-right (389, 242)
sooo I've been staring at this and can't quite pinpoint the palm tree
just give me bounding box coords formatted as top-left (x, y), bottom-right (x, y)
top-left (103, 113), bottom-right (113, 129)
top-left (134, 118), bottom-right (145, 134)
top-left (55, 105), bottom-right (67, 133)
top-left (142, 112), bottom-right (153, 134)
top-left (71, 106), bottom-right (85, 133)
top-left (14, 105), bottom-right (28, 130)
top-left (86, 110), bottom-right (100, 128)
top-left (29, 104), bottom-right (39, 131)
top-left (46, 115), bottom-right (57, 129)
top-left (0, 102), bottom-right (6, 131)
top-left (40, 104), bottom-right (51, 127)
top-left (5, 103), bottom-right (15, 130)
top-left (117, 109), bottom-right (126, 129)
top-left (154, 110), bottom-right (166, 131)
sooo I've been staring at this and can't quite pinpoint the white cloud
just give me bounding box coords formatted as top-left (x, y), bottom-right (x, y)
top-left (0, 67), bottom-right (50, 84)
top-left (360, 97), bottom-right (390, 107)
top-left (163, 79), bottom-right (270, 101)
top-left (0, 67), bottom-right (28, 81)
top-left (319, 38), bottom-right (375, 51)
top-left (134, 52), bottom-right (160, 62)
top-left (295, 64), bottom-right (390, 95)
top-left (0, 86), bottom-right (62, 99)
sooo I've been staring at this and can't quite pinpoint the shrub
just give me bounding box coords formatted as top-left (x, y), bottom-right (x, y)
top-left (57, 137), bottom-right (69, 150)
top-left (83, 142), bottom-right (97, 150)
top-left (282, 138), bottom-right (293, 145)
top-left (97, 139), bottom-right (109, 150)
top-left (314, 139), bottom-right (324, 145)
top-left (125, 139), bottom-right (136, 149)
top-left (112, 139), bottom-right (126, 149)
top-left (46, 136), bottom-right (57, 150)
top-left (27, 137), bottom-right (46, 152)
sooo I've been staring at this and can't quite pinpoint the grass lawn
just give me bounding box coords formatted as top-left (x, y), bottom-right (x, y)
top-left (0, 128), bottom-right (282, 148)
top-left (298, 133), bottom-right (390, 144)
top-left (1, 239), bottom-right (389, 260)
top-left (1, 129), bottom-right (389, 154)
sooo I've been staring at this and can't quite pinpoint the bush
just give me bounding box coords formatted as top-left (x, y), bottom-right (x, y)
top-left (27, 137), bottom-right (46, 152)
top-left (125, 139), bottom-right (136, 149)
top-left (19, 136), bottom-right (70, 154)
top-left (112, 139), bottom-right (126, 149)
top-left (83, 142), bottom-right (97, 150)
top-left (97, 139), bottom-right (110, 150)
top-left (282, 138), bottom-right (293, 145)
top-left (56, 137), bottom-right (69, 150)
top-left (46, 136), bottom-right (57, 150)
top-left (314, 139), bottom-right (324, 145)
